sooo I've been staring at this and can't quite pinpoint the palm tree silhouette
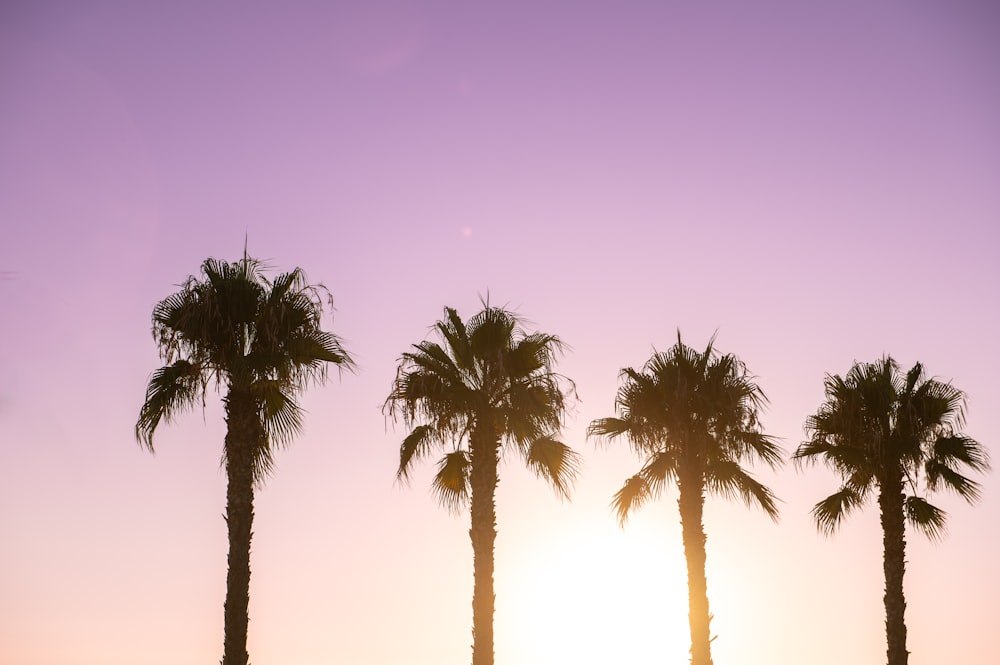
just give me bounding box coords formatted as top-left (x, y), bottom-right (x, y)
top-left (385, 304), bottom-right (580, 665)
top-left (794, 357), bottom-right (988, 665)
top-left (588, 333), bottom-right (781, 665)
top-left (136, 254), bottom-right (354, 665)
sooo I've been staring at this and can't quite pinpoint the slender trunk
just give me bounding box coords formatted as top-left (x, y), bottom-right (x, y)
top-left (222, 389), bottom-right (262, 665)
top-left (879, 468), bottom-right (908, 665)
top-left (678, 467), bottom-right (713, 665)
top-left (468, 421), bottom-right (499, 665)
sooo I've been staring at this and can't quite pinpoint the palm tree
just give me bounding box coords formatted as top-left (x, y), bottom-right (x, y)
top-left (385, 304), bottom-right (581, 665)
top-left (794, 357), bottom-right (988, 665)
top-left (588, 333), bottom-right (782, 665)
top-left (136, 254), bottom-right (354, 665)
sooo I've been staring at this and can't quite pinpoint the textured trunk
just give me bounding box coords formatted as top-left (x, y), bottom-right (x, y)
top-left (879, 469), bottom-right (908, 665)
top-left (678, 467), bottom-right (713, 665)
top-left (468, 421), bottom-right (499, 665)
top-left (222, 389), bottom-right (261, 665)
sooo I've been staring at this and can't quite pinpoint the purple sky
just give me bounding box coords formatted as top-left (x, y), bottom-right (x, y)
top-left (1, 2), bottom-right (998, 664)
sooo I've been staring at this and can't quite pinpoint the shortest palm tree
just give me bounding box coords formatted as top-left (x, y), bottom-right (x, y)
top-left (588, 333), bottom-right (782, 665)
top-left (794, 357), bottom-right (989, 665)
top-left (136, 254), bottom-right (354, 665)
top-left (385, 304), bottom-right (581, 665)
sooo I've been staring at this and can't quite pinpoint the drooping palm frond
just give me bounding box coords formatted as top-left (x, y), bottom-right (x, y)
top-left (136, 359), bottom-right (206, 450)
top-left (432, 451), bottom-right (471, 514)
top-left (397, 425), bottom-right (439, 482)
top-left (628, 449), bottom-right (682, 513)
top-left (923, 456), bottom-right (982, 502)
top-left (524, 435), bottom-right (582, 499)
top-left (724, 430), bottom-right (783, 469)
top-left (927, 434), bottom-right (990, 473)
top-left (704, 458), bottom-right (779, 519)
top-left (811, 486), bottom-right (867, 535)
top-left (923, 431), bottom-right (991, 499)
top-left (612, 473), bottom-right (655, 526)
top-left (905, 495), bottom-right (947, 541)
top-left (251, 380), bottom-right (303, 447)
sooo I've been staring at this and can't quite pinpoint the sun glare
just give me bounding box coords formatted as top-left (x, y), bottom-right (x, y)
top-left (501, 522), bottom-right (690, 665)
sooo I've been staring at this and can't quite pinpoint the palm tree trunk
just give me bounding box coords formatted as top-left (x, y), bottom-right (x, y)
top-left (469, 424), bottom-right (499, 665)
top-left (222, 389), bottom-right (261, 665)
top-left (879, 471), bottom-right (908, 665)
top-left (678, 469), bottom-right (713, 665)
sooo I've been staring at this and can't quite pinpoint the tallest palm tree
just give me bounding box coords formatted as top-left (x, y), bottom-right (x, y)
top-left (136, 254), bottom-right (354, 665)
top-left (794, 357), bottom-right (989, 665)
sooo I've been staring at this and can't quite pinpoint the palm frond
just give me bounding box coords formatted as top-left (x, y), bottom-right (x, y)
top-left (387, 362), bottom-right (473, 429)
top-left (924, 459), bottom-right (982, 502)
top-left (437, 306), bottom-right (475, 373)
top-left (524, 435), bottom-right (582, 500)
top-left (636, 449), bottom-right (680, 499)
top-left (794, 438), bottom-right (872, 476)
top-left (251, 380), bottom-right (303, 447)
top-left (905, 495), bottom-right (947, 541)
top-left (612, 473), bottom-right (654, 526)
top-left (705, 458), bottom-right (779, 520)
top-left (811, 487), bottom-right (865, 535)
top-left (252, 440), bottom-right (277, 484)
top-left (928, 435), bottom-right (990, 473)
top-left (726, 430), bottom-right (783, 468)
top-left (397, 425), bottom-right (439, 483)
top-left (791, 439), bottom-right (832, 467)
top-left (503, 379), bottom-right (566, 447)
top-left (404, 342), bottom-right (466, 387)
top-left (506, 332), bottom-right (567, 379)
top-left (432, 451), bottom-right (471, 514)
top-left (136, 359), bottom-right (205, 450)
top-left (587, 417), bottom-right (633, 445)
top-left (588, 412), bottom-right (661, 456)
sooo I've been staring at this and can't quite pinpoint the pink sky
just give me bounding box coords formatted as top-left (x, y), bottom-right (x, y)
top-left (1, 2), bottom-right (998, 664)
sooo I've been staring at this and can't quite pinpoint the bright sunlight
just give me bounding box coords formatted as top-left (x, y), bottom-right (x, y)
top-left (500, 520), bottom-right (690, 665)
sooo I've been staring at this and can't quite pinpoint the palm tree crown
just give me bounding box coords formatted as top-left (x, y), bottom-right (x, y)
top-left (794, 356), bottom-right (988, 665)
top-left (386, 305), bottom-right (581, 505)
top-left (136, 256), bottom-right (354, 472)
top-left (385, 304), bottom-right (580, 665)
top-left (136, 254), bottom-right (354, 665)
top-left (794, 357), bottom-right (988, 537)
top-left (589, 333), bottom-right (782, 524)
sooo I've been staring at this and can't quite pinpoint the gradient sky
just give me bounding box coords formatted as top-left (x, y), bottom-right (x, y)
top-left (1, 2), bottom-right (998, 664)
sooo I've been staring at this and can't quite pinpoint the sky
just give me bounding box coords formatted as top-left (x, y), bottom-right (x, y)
top-left (1, 1), bottom-right (998, 664)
